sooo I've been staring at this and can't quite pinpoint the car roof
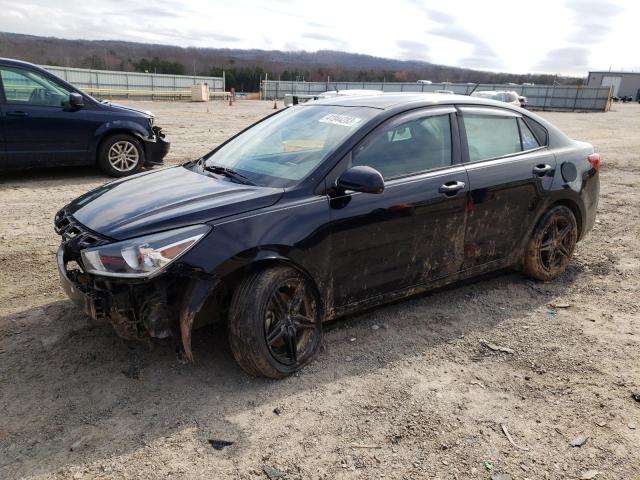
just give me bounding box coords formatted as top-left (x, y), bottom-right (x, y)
top-left (0, 57), bottom-right (40, 69)
top-left (308, 92), bottom-right (523, 111)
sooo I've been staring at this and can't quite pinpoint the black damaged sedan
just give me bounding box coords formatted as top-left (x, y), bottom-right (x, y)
top-left (55, 93), bottom-right (600, 378)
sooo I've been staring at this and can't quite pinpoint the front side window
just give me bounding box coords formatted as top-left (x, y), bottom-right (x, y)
top-left (203, 105), bottom-right (378, 187)
top-left (352, 114), bottom-right (452, 179)
top-left (463, 113), bottom-right (522, 161)
top-left (0, 67), bottom-right (72, 107)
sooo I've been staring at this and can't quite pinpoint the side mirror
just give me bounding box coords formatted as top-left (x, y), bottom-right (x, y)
top-left (69, 93), bottom-right (85, 109)
top-left (336, 166), bottom-right (385, 194)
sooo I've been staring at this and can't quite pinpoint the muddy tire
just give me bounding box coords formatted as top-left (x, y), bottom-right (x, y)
top-left (228, 266), bottom-right (322, 378)
top-left (98, 134), bottom-right (145, 177)
top-left (523, 205), bottom-right (578, 281)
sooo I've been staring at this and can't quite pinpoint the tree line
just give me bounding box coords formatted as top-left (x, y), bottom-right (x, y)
top-left (76, 53), bottom-right (581, 91)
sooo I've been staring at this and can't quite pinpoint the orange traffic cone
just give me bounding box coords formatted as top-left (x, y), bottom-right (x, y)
top-left (273, 99), bottom-right (277, 109)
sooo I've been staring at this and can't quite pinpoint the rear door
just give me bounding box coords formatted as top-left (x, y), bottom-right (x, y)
top-left (327, 107), bottom-right (470, 306)
top-left (0, 65), bottom-right (95, 168)
top-left (459, 106), bottom-right (555, 269)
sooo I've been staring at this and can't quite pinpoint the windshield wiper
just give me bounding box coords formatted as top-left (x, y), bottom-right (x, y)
top-left (203, 164), bottom-right (255, 185)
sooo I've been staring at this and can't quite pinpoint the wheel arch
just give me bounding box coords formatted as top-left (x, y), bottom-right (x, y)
top-left (216, 253), bottom-right (327, 320)
top-left (513, 195), bottom-right (585, 269)
top-left (549, 198), bottom-right (584, 239)
top-left (91, 125), bottom-right (149, 163)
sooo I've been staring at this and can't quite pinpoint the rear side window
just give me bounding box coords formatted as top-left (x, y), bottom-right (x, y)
top-left (353, 114), bottom-right (452, 179)
top-left (463, 114), bottom-right (522, 161)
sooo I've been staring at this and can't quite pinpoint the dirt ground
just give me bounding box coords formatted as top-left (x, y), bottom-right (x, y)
top-left (0, 100), bottom-right (638, 480)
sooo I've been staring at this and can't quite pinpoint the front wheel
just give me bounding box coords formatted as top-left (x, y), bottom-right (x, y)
top-left (523, 205), bottom-right (578, 281)
top-left (98, 134), bottom-right (145, 177)
top-left (228, 266), bottom-right (322, 378)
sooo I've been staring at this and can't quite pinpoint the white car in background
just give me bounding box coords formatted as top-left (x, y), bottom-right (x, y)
top-left (471, 90), bottom-right (522, 107)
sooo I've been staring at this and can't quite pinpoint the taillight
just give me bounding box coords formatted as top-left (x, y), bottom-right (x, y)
top-left (588, 153), bottom-right (601, 172)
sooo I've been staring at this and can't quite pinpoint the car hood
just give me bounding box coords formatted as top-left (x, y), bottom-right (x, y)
top-left (101, 101), bottom-right (154, 118)
top-left (67, 166), bottom-right (284, 240)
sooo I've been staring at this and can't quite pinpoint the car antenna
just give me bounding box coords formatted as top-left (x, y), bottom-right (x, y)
top-left (469, 83), bottom-right (480, 95)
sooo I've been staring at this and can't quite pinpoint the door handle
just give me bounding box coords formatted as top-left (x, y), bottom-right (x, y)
top-left (439, 180), bottom-right (466, 194)
top-left (6, 111), bottom-right (28, 117)
top-left (532, 164), bottom-right (553, 176)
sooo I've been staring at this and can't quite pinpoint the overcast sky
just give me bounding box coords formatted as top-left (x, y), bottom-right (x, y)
top-left (0, 0), bottom-right (637, 75)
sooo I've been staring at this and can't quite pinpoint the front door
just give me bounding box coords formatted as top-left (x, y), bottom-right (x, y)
top-left (327, 107), bottom-right (469, 307)
top-left (0, 66), bottom-right (95, 168)
top-left (0, 100), bottom-right (6, 167)
top-left (459, 106), bottom-right (556, 269)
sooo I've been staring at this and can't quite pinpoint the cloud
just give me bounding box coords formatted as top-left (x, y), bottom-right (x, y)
top-left (429, 25), bottom-right (503, 70)
top-left (532, 0), bottom-right (621, 73)
top-left (127, 8), bottom-right (179, 18)
top-left (404, 0), bottom-right (455, 23)
top-left (397, 40), bottom-right (430, 61)
top-left (301, 32), bottom-right (346, 49)
top-left (533, 47), bottom-right (590, 73)
top-left (0, 0), bottom-right (635, 75)
top-left (305, 21), bottom-right (330, 29)
top-left (424, 9), bottom-right (456, 24)
top-left (127, 26), bottom-right (242, 45)
top-left (565, 0), bottom-right (619, 43)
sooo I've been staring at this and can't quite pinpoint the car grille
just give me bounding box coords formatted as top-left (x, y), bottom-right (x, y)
top-left (54, 209), bottom-right (111, 261)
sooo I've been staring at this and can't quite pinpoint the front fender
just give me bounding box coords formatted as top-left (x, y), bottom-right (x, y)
top-left (177, 249), bottom-right (326, 363)
top-left (89, 120), bottom-right (152, 159)
top-left (179, 276), bottom-right (220, 362)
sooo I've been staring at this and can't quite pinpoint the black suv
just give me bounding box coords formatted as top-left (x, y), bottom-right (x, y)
top-left (0, 58), bottom-right (169, 176)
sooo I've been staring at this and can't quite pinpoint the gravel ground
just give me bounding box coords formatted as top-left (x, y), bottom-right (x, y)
top-left (0, 100), bottom-right (638, 480)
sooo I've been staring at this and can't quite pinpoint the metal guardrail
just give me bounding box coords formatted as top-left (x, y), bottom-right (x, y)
top-left (262, 80), bottom-right (612, 112)
top-left (4, 84), bottom-right (232, 101)
top-left (81, 88), bottom-right (231, 100)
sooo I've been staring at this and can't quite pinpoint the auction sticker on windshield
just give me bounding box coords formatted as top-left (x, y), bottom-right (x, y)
top-left (319, 113), bottom-right (362, 127)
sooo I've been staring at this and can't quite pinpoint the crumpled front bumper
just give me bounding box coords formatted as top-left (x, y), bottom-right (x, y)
top-left (56, 246), bottom-right (174, 340)
top-left (55, 204), bottom-right (222, 360)
top-left (142, 126), bottom-right (170, 166)
top-left (57, 242), bottom-right (220, 363)
top-left (57, 248), bottom-right (105, 321)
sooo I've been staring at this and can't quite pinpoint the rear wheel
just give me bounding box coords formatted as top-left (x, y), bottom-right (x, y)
top-left (523, 205), bottom-right (578, 281)
top-left (98, 134), bottom-right (145, 177)
top-left (228, 266), bottom-right (322, 378)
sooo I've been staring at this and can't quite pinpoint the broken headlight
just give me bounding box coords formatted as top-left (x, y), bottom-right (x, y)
top-left (81, 224), bottom-right (210, 278)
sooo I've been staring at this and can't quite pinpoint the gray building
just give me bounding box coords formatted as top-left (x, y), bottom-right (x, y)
top-left (586, 71), bottom-right (640, 99)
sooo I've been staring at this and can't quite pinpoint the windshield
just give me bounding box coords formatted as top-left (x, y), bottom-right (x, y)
top-left (203, 105), bottom-right (378, 187)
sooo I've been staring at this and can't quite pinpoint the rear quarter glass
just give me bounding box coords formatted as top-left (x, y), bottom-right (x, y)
top-left (522, 116), bottom-right (549, 146)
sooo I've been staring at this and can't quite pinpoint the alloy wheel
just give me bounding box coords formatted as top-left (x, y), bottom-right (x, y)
top-left (108, 140), bottom-right (140, 172)
top-left (538, 215), bottom-right (576, 272)
top-left (264, 278), bottom-right (319, 366)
